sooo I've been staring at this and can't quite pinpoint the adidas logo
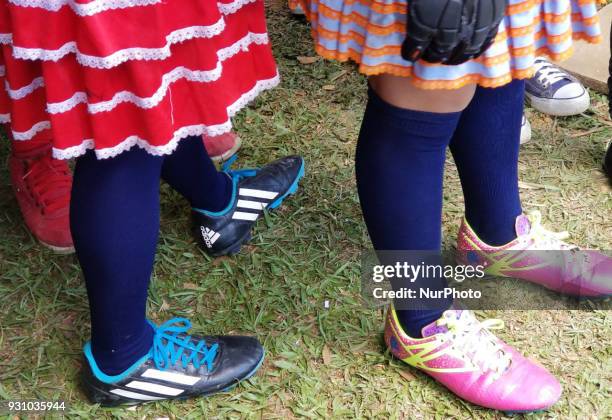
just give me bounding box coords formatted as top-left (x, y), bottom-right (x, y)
top-left (200, 227), bottom-right (220, 248)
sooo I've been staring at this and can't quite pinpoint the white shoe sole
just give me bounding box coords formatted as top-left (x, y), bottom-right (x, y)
top-left (520, 118), bottom-right (532, 145)
top-left (526, 90), bottom-right (590, 117)
top-left (39, 240), bottom-right (75, 254)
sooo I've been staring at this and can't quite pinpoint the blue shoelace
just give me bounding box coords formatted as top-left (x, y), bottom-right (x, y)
top-left (150, 318), bottom-right (218, 372)
top-left (221, 154), bottom-right (259, 182)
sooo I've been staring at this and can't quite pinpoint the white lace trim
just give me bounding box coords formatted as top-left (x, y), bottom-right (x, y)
top-left (52, 138), bottom-right (95, 159)
top-left (8, 0), bottom-right (162, 16)
top-left (45, 32), bottom-right (269, 114)
top-left (9, 0), bottom-right (255, 17)
top-left (12, 19), bottom-right (227, 69)
top-left (224, 73), bottom-right (278, 118)
top-left (47, 92), bottom-right (88, 114)
top-left (0, 34), bottom-right (12, 45)
top-left (6, 77), bottom-right (45, 100)
top-left (0, 113), bottom-right (11, 123)
top-left (12, 120), bottom-right (51, 140)
top-left (218, 0), bottom-right (257, 15)
top-left (51, 72), bottom-right (279, 160)
top-left (218, 32), bottom-right (268, 61)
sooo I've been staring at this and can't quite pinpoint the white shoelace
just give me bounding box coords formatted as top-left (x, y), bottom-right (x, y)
top-left (533, 58), bottom-right (570, 88)
top-left (440, 311), bottom-right (511, 376)
top-left (519, 211), bottom-right (577, 250)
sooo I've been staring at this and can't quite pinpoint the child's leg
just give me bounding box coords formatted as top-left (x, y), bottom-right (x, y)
top-left (374, 79), bottom-right (563, 411)
top-left (162, 135), bottom-right (305, 257)
top-left (452, 80), bottom-right (612, 297)
top-left (72, 145), bottom-right (269, 403)
top-left (70, 148), bottom-right (163, 375)
top-left (449, 80), bottom-right (524, 246)
top-left (356, 75), bottom-right (473, 337)
top-left (161, 135), bottom-right (231, 212)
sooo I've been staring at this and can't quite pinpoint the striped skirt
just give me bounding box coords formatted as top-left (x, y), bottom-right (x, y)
top-left (298, 0), bottom-right (602, 89)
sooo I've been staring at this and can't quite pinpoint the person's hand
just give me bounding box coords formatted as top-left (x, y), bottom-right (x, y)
top-left (401, 0), bottom-right (506, 65)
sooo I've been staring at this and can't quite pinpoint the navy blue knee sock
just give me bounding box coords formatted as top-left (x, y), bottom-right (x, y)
top-left (71, 148), bottom-right (162, 375)
top-left (450, 80), bottom-right (524, 246)
top-left (71, 137), bottom-right (231, 375)
top-left (356, 88), bottom-right (459, 338)
top-left (162, 135), bottom-right (231, 212)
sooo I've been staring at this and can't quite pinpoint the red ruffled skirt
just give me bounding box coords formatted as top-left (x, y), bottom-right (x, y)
top-left (0, 0), bottom-right (279, 159)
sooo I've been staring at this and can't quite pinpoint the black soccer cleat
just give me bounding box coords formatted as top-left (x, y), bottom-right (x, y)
top-left (81, 318), bottom-right (265, 407)
top-left (192, 155), bottom-right (305, 257)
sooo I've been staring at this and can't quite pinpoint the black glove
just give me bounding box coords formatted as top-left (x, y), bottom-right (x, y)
top-left (401, 0), bottom-right (506, 66)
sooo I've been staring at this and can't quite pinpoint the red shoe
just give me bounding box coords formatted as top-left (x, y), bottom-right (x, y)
top-left (10, 149), bottom-right (74, 253)
top-left (203, 131), bottom-right (242, 162)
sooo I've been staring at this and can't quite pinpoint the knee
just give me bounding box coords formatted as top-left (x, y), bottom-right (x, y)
top-left (368, 74), bottom-right (476, 113)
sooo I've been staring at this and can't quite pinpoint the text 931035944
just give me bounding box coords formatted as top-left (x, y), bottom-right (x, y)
top-left (1, 400), bottom-right (67, 414)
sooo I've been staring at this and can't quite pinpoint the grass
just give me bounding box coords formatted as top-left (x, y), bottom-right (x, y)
top-left (1, 3), bottom-right (611, 419)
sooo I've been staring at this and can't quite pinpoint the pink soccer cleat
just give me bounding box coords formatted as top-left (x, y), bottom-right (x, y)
top-left (457, 211), bottom-right (612, 298)
top-left (385, 306), bottom-right (561, 412)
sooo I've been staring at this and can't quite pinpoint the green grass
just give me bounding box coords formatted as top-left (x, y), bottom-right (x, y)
top-left (1, 5), bottom-right (611, 419)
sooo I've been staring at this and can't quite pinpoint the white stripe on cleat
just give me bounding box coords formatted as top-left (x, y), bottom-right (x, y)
top-left (232, 211), bottom-right (259, 221)
top-left (141, 368), bottom-right (200, 386)
top-left (239, 188), bottom-right (278, 200)
top-left (110, 389), bottom-right (165, 401)
top-left (236, 199), bottom-right (267, 210)
top-left (125, 380), bottom-right (184, 396)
